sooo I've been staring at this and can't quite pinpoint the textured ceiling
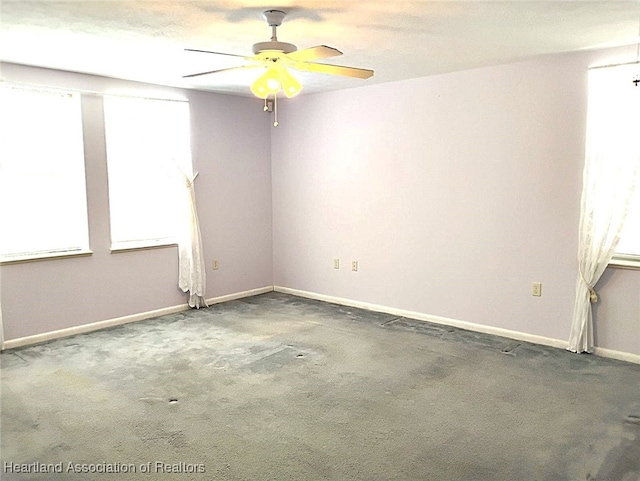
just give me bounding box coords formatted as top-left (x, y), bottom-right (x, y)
top-left (1, 1), bottom-right (640, 96)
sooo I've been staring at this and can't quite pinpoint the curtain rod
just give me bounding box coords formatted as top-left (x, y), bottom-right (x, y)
top-left (0, 80), bottom-right (189, 103)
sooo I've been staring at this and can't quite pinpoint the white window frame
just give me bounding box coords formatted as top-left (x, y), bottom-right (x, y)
top-left (0, 84), bottom-right (91, 263)
top-left (606, 67), bottom-right (640, 270)
top-left (103, 95), bottom-right (193, 252)
top-left (611, 174), bottom-right (640, 269)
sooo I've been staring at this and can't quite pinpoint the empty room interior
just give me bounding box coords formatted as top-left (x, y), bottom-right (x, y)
top-left (1, 2), bottom-right (640, 480)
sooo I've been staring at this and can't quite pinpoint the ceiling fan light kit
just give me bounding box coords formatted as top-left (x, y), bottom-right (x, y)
top-left (250, 63), bottom-right (302, 99)
top-left (184, 9), bottom-right (374, 127)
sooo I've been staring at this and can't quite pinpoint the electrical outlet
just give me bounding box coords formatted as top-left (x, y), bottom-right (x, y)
top-left (212, 259), bottom-right (219, 270)
top-left (352, 261), bottom-right (358, 272)
top-left (532, 282), bottom-right (542, 297)
top-left (333, 258), bottom-right (340, 269)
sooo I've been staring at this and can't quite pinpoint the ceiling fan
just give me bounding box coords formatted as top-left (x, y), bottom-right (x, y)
top-left (183, 9), bottom-right (374, 125)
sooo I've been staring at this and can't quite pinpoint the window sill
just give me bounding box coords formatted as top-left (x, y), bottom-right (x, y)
top-left (609, 255), bottom-right (640, 270)
top-left (0, 249), bottom-right (93, 265)
top-left (110, 240), bottom-right (177, 254)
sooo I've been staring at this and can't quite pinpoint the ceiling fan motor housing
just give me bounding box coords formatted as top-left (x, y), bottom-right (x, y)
top-left (252, 41), bottom-right (297, 54)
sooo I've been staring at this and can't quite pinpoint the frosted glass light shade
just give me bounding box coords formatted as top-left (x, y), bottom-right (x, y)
top-left (280, 68), bottom-right (302, 98)
top-left (250, 66), bottom-right (302, 99)
top-left (251, 68), bottom-right (281, 99)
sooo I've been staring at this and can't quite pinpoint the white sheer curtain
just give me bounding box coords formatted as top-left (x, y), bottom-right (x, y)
top-left (568, 63), bottom-right (640, 353)
top-left (177, 170), bottom-right (208, 309)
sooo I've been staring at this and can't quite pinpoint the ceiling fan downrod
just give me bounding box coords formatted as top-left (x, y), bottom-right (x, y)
top-left (252, 10), bottom-right (297, 55)
top-left (264, 9), bottom-right (285, 40)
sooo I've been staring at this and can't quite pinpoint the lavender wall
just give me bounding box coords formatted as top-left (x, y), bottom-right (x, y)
top-left (0, 63), bottom-right (273, 341)
top-left (595, 268), bottom-right (640, 356)
top-left (2, 48), bottom-right (638, 357)
top-left (271, 47), bottom-right (640, 356)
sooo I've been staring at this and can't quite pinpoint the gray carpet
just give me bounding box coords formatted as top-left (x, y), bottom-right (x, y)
top-left (2, 292), bottom-right (639, 481)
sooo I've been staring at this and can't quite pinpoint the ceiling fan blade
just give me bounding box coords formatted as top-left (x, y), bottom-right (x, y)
top-left (293, 62), bottom-right (374, 79)
top-left (183, 65), bottom-right (256, 79)
top-left (286, 45), bottom-right (342, 62)
top-left (184, 48), bottom-right (249, 60)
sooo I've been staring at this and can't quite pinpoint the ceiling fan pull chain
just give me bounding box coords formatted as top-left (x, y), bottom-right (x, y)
top-left (273, 93), bottom-right (279, 127)
top-left (263, 97), bottom-right (269, 111)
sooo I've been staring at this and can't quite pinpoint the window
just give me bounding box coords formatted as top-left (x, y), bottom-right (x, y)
top-left (615, 188), bottom-right (640, 261)
top-left (0, 86), bottom-right (90, 262)
top-left (598, 65), bottom-right (640, 267)
top-left (103, 96), bottom-right (193, 250)
top-left (582, 63), bottom-right (640, 268)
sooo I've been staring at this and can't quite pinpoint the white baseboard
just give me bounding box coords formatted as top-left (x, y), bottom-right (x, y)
top-left (274, 286), bottom-right (640, 365)
top-left (5, 284), bottom-right (638, 365)
top-left (2, 286), bottom-right (274, 350)
top-left (205, 286), bottom-right (273, 306)
top-left (593, 346), bottom-right (640, 365)
top-left (2, 304), bottom-right (190, 350)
